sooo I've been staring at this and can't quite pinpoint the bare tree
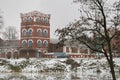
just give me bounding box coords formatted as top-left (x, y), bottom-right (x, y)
top-left (0, 9), bottom-right (4, 37)
top-left (2, 26), bottom-right (19, 40)
top-left (56, 0), bottom-right (120, 80)
top-left (0, 9), bottom-right (3, 29)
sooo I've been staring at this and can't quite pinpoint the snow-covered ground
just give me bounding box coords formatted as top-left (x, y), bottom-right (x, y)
top-left (0, 58), bottom-right (120, 80)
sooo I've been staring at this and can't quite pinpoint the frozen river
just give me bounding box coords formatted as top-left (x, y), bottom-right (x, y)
top-left (0, 72), bottom-right (120, 80)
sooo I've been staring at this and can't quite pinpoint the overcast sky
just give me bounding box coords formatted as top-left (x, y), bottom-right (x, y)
top-left (0, 0), bottom-right (80, 39)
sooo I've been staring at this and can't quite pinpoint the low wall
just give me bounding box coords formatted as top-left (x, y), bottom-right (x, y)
top-left (67, 54), bottom-right (97, 58)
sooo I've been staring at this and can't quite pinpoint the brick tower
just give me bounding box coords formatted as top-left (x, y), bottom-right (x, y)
top-left (20, 11), bottom-right (50, 58)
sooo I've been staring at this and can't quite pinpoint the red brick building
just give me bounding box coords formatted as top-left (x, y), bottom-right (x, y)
top-left (19, 11), bottom-right (50, 58)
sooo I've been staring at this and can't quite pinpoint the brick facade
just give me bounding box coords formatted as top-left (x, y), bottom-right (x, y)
top-left (20, 11), bottom-right (50, 58)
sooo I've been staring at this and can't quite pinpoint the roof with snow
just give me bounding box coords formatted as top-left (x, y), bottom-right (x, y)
top-left (20, 11), bottom-right (50, 18)
top-left (50, 38), bottom-right (59, 44)
top-left (54, 52), bottom-right (67, 58)
top-left (0, 40), bottom-right (20, 48)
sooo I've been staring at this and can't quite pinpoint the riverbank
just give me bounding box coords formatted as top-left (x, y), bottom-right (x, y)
top-left (0, 58), bottom-right (120, 79)
top-left (0, 58), bottom-right (120, 74)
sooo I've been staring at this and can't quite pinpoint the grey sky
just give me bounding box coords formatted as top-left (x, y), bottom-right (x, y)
top-left (0, 0), bottom-right (80, 39)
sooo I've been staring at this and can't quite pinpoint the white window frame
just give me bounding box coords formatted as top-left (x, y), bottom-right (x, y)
top-left (28, 39), bottom-right (33, 47)
top-left (43, 40), bottom-right (48, 47)
top-left (23, 17), bottom-right (27, 22)
top-left (22, 29), bottom-right (27, 36)
top-left (43, 29), bottom-right (48, 37)
top-left (37, 28), bottom-right (42, 36)
top-left (22, 40), bottom-right (27, 47)
top-left (28, 28), bottom-right (33, 36)
top-left (37, 39), bottom-right (42, 47)
top-left (29, 17), bottom-right (33, 22)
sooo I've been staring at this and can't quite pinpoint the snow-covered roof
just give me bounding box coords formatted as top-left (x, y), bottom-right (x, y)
top-left (54, 52), bottom-right (66, 56)
top-left (20, 11), bottom-right (50, 18)
top-left (50, 38), bottom-right (59, 44)
top-left (0, 40), bottom-right (20, 48)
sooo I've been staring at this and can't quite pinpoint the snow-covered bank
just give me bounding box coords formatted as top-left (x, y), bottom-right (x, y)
top-left (0, 58), bottom-right (120, 76)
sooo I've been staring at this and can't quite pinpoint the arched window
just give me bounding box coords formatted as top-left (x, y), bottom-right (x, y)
top-left (28, 40), bottom-right (33, 47)
top-left (37, 40), bottom-right (42, 47)
top-left (35, 17), bottom-right (40, 22)
top-left (43, 40), bottom-right (48, 47)
top-left (23, 17), bottom-right (27, 22)
top-left (29, 17), bottom-right (33, 22)
top-left (45, 18), bottom-right (49, 23)
top-left (22, 40), bottom-right (27, 47)
top-left (22, 29), bottom-right (27, 36)
top-left (40, 17), bottom-right (44, 22)
top-left (28, 28), bottom-right (33, 36)
top-left (43, 29), bottom-right (48, 37)
top-left (37, 28), bottom-right (42, 36)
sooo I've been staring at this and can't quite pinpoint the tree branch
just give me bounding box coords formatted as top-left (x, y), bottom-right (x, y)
top-left (76, 37), bottom-right (104, 53)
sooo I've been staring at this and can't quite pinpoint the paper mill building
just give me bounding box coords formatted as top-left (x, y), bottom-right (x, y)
top-left (19, 11), bottom-right (50, 58)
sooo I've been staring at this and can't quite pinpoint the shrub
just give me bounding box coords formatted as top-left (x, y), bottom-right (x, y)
top-left (54, 63), bottom-right (65, 71)
top-left (0, 59), bottom-right (8, 65)
top-left (8, 64), bottom-right (21, 72)
top-left (65, 59), bottom-right (80, 70)
top-left (19, 60), bottom-right (30, 69)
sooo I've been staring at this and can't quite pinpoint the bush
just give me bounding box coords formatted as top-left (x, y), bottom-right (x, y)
top-left (54, 63), bottom-right (65, 71)
top-left (65, 59), bottom-right (80, 70)
top-left (19, 60), bottom-right (30, 69)
top-left (0, 59), bottom-right (8, 65)
top-left (8, 64), bottom-right (21, 72)
top-left (66, 59), bottom-right (75, 65)
top-left (96, 68), bottom-right (101, 73)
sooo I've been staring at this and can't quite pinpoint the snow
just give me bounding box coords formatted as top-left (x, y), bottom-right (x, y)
top-left (0, 58), bottom-right (120, 79)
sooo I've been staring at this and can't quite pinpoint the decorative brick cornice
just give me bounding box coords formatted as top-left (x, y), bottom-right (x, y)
top-left (20, 11), bottom-right (50, 18)
top-left (21, 25), bottom-right (50, 28)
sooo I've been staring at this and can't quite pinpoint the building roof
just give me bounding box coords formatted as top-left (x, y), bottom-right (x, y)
top-left (50, 38), bottom-right (59, 44)
top-left (54, 52), bottom-right (66, 57)
top-left (20, 11), bottom-right (50, 18)
top-left (0, 40), bottom-right (20, 48)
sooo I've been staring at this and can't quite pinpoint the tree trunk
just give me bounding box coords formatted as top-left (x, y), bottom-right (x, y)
top-left (107, 40), bottom-right (116, 80)
top-left (109, 59), bottom-right (116, 80)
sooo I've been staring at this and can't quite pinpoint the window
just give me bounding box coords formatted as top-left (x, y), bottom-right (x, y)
top-left (45, 18), bottom-right (49, 23)
top-left (37, 28), bottom-right (42, 36)
top-left (35, 17), bottom-right (40, 22)
top-left (28, 40), bottom-right (33, 47)
top-left (22, 29), bottom-right (27, 36)
top-left (23, 17), bottom-right (27, 22)
top-left (43, 40), bottom-right (48, 47)
top-left (29, 17), bottom-right (33, 22)
top-left (1, 49), bottom-right (5, 54)
top-left (43, 29), bottom-right (48, 37)
top-left (37, 40), bottom-right (42, 47)
top-left (22, 40), bottom-right (27, 47)
top-left (28, 28), bottom-right (33, 36)
top-left (40, 17), bottom-right (44, 22)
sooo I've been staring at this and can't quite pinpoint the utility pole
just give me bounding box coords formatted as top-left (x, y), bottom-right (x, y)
top-left (93, 2), bottom-right (102, 76)
top-left (95, 5), bottom-right (101, 59)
